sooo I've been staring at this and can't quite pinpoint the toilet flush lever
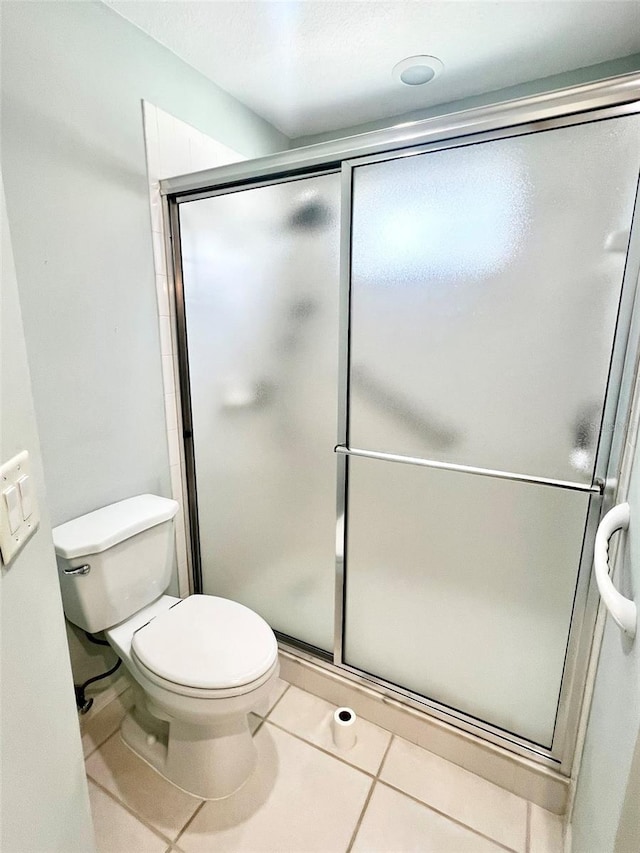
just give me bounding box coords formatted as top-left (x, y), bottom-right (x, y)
top-left (64, 564), bottom-right (91, 576)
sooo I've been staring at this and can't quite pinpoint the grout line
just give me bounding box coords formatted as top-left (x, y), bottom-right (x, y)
top-left (345, 734), bottom-right (395, 852)
top-left (84, 728), bottom-right (121, 762)
top-left (264, 682), bottom-right (291, 720)
top-left (377, 779), bottom-right (520, 853)
top-left (81, 688), bottom-right (133, 759)
top-left (87, 776), bottom-right (176, 847)
top-left (83, 711), bottom-right (129, 760)
top-left (174, 800), bottom-right (205, 846)
top-left (345, 777), bottom-right (376, 853)
top-left (264, 719), bottom-right (376, 779)
top-left (252, 717), bottom-right (265, 736)
top-left (526, 800), bottom-right (532, 853)
top-left (376, 733), bottom-right (395, 778)
top-left (345, 734), bottom-right (397, 853)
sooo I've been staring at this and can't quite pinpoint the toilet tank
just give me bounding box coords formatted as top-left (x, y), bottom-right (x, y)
top-left (52, 494), bottom-right (179, 633)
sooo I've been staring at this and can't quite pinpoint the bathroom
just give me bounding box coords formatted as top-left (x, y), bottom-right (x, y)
top-left (1, 1), bottom-right (640, 851)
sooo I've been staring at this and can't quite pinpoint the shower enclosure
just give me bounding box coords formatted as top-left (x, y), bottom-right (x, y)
top-left (163, 74), bottom-right (640, 771)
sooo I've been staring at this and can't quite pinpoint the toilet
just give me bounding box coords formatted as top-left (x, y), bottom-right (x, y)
top-left (53, 494), bottom-right (279, 799)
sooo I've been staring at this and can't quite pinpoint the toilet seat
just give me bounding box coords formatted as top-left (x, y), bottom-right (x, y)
top-left (130, 594), bottom-right (278, 696)
top-left (132, 654), bottom-right (279, 700)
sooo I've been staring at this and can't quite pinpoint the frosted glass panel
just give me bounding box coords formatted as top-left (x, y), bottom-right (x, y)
top-left (180, 173), bottom-right (340, 650)
top-left (344, 456), bottom-right (590, 746)
top-left (349, 116), bottom-right (640, 482)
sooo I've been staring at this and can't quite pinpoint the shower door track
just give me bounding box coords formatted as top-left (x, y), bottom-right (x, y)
top-left (163, 72), bottom-right (640, 775)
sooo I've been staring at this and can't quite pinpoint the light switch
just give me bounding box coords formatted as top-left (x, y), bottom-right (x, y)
top-left (4, 486), bottom-right (21, 533)
top-left (17, 475), bottom-right (33, 519)
top-left (0, 450), bottom-right (40, 565)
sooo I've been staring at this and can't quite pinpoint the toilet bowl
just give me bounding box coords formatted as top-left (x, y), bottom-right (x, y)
top-left (53, 495), bottom-right (279, 799)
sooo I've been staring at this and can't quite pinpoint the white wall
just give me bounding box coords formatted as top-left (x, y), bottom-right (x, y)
top-left (0, 0), bottom-right (288, 698)
top-left (292, 53), bottom-right (640, 147)
top-left (1, 176), bottom-right (95, 852)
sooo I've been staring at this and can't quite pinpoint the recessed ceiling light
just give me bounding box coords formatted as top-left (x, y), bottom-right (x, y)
top-left (393, 55), bottom-right (443, 86)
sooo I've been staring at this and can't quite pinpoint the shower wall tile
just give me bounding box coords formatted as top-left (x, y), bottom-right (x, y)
top-left (164, 394), bottom-right (179, 433)
top-left (149, 186), bottom-right (163, 236)
top-left (156, 109), bottom-right (191, 181)
top-left (170, 463), bottom-right (185, 509)
top-left (162, 355), bottom-right (176, 394)
top-left (167, 429), bottom-right (181, 468)
top-left (143, 100), bottom-right (244, 598)
top-left (156, 274), bottom-right (170, 318)
top-left (159, 316), bottom-right (173, 356)
top-left (151, 227), bottom-right (167, 277)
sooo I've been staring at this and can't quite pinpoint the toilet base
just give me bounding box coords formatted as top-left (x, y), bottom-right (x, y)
top-left (120, 699), bottom-right (258, 800)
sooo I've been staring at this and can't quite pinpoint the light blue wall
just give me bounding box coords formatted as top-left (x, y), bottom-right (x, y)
top-left (0, 0), bottom-right (288, 530)
top-left (1, 175), bottom-right (95, 852)
top-left (0, 0), bottom-right (288, 691)
top-left (292, 53), bottom-right (640, 147)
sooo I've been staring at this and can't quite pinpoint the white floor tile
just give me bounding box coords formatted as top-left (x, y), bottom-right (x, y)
top-left (253, 676), bottom-right (289, 718)
top-left (88, 780), bottom-right (168, 853)
top-left (269, 685), bottom-right (391, 774)
top-left (179, 722), bottom-right (372, 853)
top-left (530, 804), bottom-right (565, 853)
top-left (352, 783), bottom-right (506, 853)
top-left (85, 732), bottom-right (201, 841)
top-left (81, 688), bottom-right (134, 758)
top-left (381, 736), bottom-right (528, 852)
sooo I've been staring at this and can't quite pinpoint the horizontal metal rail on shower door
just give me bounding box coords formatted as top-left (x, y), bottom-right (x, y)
top-left (161, 73), bottom-right (640, 200)
top-left (334, 446), bottom-right (605, 494)
top-left (163, 72), bottom-right (640, 775)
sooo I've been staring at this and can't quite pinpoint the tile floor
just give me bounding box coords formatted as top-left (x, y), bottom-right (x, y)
top-left (82, 680), bottom-right (565, 853)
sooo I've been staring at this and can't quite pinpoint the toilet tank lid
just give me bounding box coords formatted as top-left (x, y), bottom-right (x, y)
top-left (52, 495), bottom-right (179, 559)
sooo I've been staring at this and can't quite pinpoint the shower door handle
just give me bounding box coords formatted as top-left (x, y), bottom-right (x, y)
top-left (594, 503), bottom-right (636, 638)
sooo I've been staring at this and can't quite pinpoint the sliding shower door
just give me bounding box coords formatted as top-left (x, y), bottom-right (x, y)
top-left (171, 90), bottom-right (640, 760)
top-left (179, 173), bottom-right (341, 651)
top-left (343, 116), bottom-right (640, 746)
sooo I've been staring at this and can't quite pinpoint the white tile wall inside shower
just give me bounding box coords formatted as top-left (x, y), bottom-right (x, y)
top-left (142, 101), bottom-right (244, 597)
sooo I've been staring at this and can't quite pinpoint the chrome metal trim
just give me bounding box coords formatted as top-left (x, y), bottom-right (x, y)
top-left (553, 174), bottom-right (640, 771)
top-left (340, 103), bottom-right (640, 174)
top-left (548, 495), bottom-right (602, 761)
top-left (275, 631), bottom-right (332, 663)
top-left (277, 638), bottom-right (561, 768)
top-left (334, 163), bottom-right (353, 666)
top-left (63, 564), bottom-right (90, 576)
top-left (335, 445), bottom-right (603, 494)
top-left (168, 200), bottom-right (204, 593)
top-left (161, 73), bottom-right (640, 199)
top-left (174, 167), bottom-right (340, 206)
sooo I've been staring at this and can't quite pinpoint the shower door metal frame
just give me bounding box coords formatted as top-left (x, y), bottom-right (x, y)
top-left (163, 72), bottom-right (640, 774)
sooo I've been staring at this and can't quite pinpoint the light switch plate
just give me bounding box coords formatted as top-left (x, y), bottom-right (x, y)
top-left (0, 451), bottom-right (40, 565)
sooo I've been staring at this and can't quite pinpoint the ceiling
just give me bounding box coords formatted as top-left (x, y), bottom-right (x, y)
top-left (104, 1), bottom-right (640, 139)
